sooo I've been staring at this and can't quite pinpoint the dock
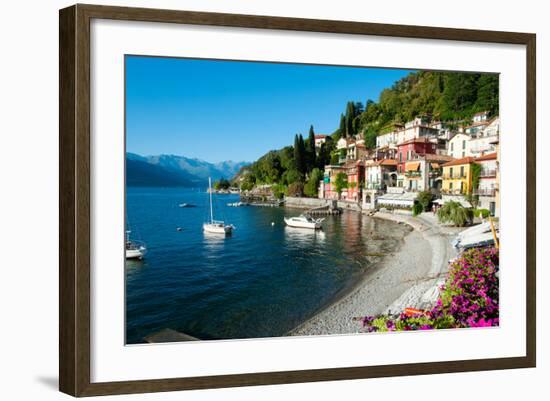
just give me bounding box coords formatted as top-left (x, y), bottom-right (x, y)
top-left (306, 204), bottom-right (343, 216)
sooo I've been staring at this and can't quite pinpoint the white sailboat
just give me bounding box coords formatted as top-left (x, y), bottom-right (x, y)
top-left (125, 230), bottom-right (147, 259)
top-left (203, 177), bottom-right (233, 235)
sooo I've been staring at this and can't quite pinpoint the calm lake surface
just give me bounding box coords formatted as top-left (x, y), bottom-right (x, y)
top-left (125, 187), bottom-right (410, 343)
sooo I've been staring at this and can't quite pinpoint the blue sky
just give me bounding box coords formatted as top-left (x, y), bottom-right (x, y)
top-left (126, 56), bottom-right (413, 163)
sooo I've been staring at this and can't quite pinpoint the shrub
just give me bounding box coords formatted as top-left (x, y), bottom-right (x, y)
top-left (287, 182), bottom-right (304, 197)
top-left (412, 202), bottom-right (423, 216)
top-left (416, 190), bottom-right (433, 211)
top-left (474, 208), bottom-right (491, 218)
top-left (359, 247), bottom-right (499, 332)
top-left (437, 201), bottom-right (473, 226)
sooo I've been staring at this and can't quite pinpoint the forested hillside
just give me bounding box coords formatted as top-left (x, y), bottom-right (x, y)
top-left (234, 71), bottom-right (499, 196)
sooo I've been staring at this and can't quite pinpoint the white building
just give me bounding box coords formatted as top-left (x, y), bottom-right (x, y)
top-left (469, 117), bottom-right (499, 156)
top-left (447, 133), bottom-right (471, 159)
top-left (314, 134), bottom-right (328, 148)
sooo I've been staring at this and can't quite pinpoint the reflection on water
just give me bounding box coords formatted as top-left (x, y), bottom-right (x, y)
top-left (125, 187), bottom-right (411, 343)
top-left (284, 226), bottom-right (326, 247)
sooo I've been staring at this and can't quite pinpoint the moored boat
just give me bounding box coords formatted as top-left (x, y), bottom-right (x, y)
top-left (284, 214), bottom-right (324, 229)
top-left (203, 177), bottom-right (233, 236)
top-left (125, 230), bottom-right (147, 259)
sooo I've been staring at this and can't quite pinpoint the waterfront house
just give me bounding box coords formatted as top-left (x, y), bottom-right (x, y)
top-left (403, 153), bottom-right (454, 193)
top-left (319, 164), bottom-right (346, 200)
top-left (474, 152), bottom-right (498, 216)
top-left (397, 116), bottom-right (440, 144)
top-left (364, 158), bottom-right (398, 191)
top-left (396, 137), bottom-right (438, 188)
top-left (343, 160), bottom-right (364, 202)
top-left (441, 157), bottom-right (476, 201)
top-left (375, 123), bottom-right (403, 148)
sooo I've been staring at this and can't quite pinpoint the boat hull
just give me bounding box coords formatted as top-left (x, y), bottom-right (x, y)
top-left (203, 223), bottom-right (233, 235)
top-left (284, 218), bottom-right (322, 229)
top-left (126, 247), bottom-right (146, 260)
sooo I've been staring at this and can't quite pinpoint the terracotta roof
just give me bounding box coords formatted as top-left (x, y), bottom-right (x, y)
top-left (378, 159), bottom-right (398, 166)
top-left (442, 156), bottom-right (476, 167)
top-left (314, 134), bottom-right (327, 139)
top-left (473, 111), bottom-right (489, 116)
top-left (475, 152), bottom-right (497, 161)
top-left (422, 153), bottom-right (454, 162)
top-left (398, 137), bottom-right (435, 146)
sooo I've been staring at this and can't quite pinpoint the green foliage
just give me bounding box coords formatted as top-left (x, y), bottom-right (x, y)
top-left (271, 183), bottom-right (287, 200)
top-left (293, 134), bottom-right (307, 177)
top-left (213, 178), bottom-right (230, 190)
top-left (468, 163), bottom-right (482, 209)
top-left (287, 181), bottom-right (304, 197)
top-left (334, 172), bottom-right (348, 198)
top-left (416, 190), bottom-right (433, 211)
top-left (306, 125), bottom-right (316, 171)
top-left (304, 168), bottom-right (324, 198)
top-left (412, 202), bottom-right (423, 216)
top-left (355, 71), bottom-right (499, 141)
top-left (437, 201), bottom-right (473, 227)
top-left (329, 151), bottom-right (339, 165)
top-left (474, 208), bottom-right (491, 218)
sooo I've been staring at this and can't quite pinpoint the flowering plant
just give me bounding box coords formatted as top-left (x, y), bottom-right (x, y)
top-left (360, 247), bottom-right (499, 332)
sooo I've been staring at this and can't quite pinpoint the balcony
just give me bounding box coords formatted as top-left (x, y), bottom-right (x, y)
top-left (480, 169), bottom-right (497, 177)
top-left (474, 188), bottom-right (496, 196)
top-left (442, 174), bottom-right (467, 180)
top-left (405, 171), bottom-right (421, 178)
top-left (441, 188), bottom-right (466, 195)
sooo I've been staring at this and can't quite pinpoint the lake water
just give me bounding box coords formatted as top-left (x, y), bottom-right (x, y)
top-left (125, 187), bottom-right (410, 343)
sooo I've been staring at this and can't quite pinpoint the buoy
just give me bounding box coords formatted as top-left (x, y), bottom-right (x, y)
top-left (271, 222), bottom-right (275, 226)
top-left (176, 227), bottom-right (183, 231)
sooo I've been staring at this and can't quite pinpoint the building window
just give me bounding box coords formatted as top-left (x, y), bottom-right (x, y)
top-left (462, 151), bottom-right (465, 158)
top-left (460, 166), bottom-right (465, 177)
top-left (462, 140), bottom-right (466, 149)
top-left (450, 143), bottom-right (454, 152)
top-left (449, 182), bottom-right (453, 190)
top-left (450, 167), bottom-right (453, 178)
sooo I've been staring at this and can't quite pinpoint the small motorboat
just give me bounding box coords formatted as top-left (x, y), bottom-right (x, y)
top-left (125, 230), bottom-right (146, 259)
top-left (284, 214), bottom-right (324, 229)
top-left (179, 203), bottom-right (196, 208)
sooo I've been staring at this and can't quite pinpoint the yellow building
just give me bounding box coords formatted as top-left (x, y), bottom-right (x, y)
top-left (441, 157), bottom-right (475, 195)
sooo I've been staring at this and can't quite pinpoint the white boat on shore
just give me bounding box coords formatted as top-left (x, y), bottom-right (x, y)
top-left (284, 214), bottom-right (324, 229)
top-left (203, 177), bottom-right (233, 236)
top-left (125, 230), bottom-right (146, 259)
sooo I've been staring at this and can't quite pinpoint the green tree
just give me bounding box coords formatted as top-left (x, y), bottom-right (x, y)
top-left (293, 134), bottom-right (306, 177)
top-left (334, 172), bottom-right (348, 199)
top-left (304, 168), bottom-right (323, 197)
top-left (437, 201), bottom-right (473, 227)
top-left (416, 190), bottom-right (433, 211)
top-left (306, 125), bottom-right (316, 172)
top-left (466, 163), bottom-right (482, 209)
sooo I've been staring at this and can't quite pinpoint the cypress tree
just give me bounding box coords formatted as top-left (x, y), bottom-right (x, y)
top-left (293, 134), bottom-right (306, 177)
top-left (339, 114), bottom-right (346, 137)
top-left (307, 125), bottom-right (316, 172)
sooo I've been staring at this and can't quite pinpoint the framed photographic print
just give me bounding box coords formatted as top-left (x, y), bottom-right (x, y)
top-left (59, 4), bottom-right (536, 397)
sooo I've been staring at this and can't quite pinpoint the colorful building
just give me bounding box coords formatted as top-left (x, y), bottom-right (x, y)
top-left (441, 157), bottom-right (476, 196)
top-left (474, 152), bottom-right (498, 216)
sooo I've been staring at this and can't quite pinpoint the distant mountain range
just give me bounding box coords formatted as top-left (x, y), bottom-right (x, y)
top-left (126, 153), bottom-right (249, 187)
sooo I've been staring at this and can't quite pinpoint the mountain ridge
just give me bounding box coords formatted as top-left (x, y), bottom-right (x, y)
top-left (126, 152), bottom-right (249, 187)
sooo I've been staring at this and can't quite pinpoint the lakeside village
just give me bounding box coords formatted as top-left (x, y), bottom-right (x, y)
top-left (225, 110), bottom-right (501, 333)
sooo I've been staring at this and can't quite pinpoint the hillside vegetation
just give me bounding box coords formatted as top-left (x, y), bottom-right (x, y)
top-left (234, 71), bottom-right (499, 196)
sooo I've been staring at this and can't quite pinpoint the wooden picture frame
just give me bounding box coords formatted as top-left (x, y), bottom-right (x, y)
top-left (59, 3), bottom-right (536, 397)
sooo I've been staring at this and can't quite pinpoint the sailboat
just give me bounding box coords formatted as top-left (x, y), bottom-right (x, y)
top-left (125, 230), bottom-right (147, 259)
top-left (203, 177), bottom-right (233, 235)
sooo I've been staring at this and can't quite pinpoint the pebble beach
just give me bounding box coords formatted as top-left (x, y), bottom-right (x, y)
top-left (290, 212), bottom-right (463, 336)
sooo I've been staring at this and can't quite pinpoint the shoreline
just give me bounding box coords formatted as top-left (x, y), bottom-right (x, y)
top-left (289, 210), bottom-right (462, 336)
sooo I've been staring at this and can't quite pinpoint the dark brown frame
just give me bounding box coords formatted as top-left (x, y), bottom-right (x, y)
top-left (59, 3), bottom-right (536, 397)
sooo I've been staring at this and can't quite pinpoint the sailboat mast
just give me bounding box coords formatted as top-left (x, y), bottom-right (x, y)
top-left (209, 177), bottom-right (214, 223)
